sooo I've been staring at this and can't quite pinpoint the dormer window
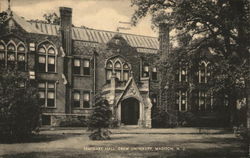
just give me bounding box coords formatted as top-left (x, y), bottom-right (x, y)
top-left (17, 44), bottom-right (26, 71)
top-left (114, 62), bottom-right (122, 80)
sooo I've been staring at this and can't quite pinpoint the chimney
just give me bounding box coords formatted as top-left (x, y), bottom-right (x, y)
top-left (60, 7), bottom-right (72, 56)
top-left (158, 23), bottom-right (170, 55)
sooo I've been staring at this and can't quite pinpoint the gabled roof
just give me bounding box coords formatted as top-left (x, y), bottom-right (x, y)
top-left (4, 10), bottom-right (159, 51)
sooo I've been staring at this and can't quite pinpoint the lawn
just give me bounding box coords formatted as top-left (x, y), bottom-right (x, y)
top-left (0, 128), bottom-right (247, 158)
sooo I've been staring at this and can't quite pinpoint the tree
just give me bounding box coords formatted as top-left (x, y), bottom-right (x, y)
top-left (0, 68), bottom-right (40, 142)
top-left (87, 95), bottom-right (112, 140)
top-left (43, 12), bottom-right (60, 25)
top-left (131, 0), bottom-right (250, 125)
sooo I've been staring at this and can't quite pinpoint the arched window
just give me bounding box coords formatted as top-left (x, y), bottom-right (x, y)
top-left (17, 43), bottom-right (26, 71)
top-left (7, 43), bottom-right (16, 69)
top-left (114, 61), bottom-right (122, 80)
top-left (199, 61), bottom-right (210, 83)
top-left (0, 42), bottom-right (5, 67)
top-left (37, 42), bottom-right (57, 73)
top-left (106, 61), bottom-right (113, 82)
top-left (105, 57), bottom-right (131, 83)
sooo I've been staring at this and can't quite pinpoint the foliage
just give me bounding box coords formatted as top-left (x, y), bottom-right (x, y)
top-left (59, 116), bottom-right (87, 127)
top-left (87, 95), bottom-right (112, 140)
top-left (0, 68), bottom-right (40, 142)
top-left (43, 12), bottom-right (60, 25)
top-left (131, 0), bottom-right (250, 125)
top-left (0, 11), bottom-right (8, 24)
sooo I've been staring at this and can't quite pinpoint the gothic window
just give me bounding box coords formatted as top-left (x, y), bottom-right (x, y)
top-left (73, 91), bottom-right (81, 108)
top-left (38, 81), bottom-right (56, 108)
top-left (199, 61), bottom-right (210, 83)
top-left (83, 91), bottom-right (90, 108)
top-left (37, 43), bottom-right (57, 73)
top-left (123, 63), bottom-right (130, 81)
top-left (83, 59), bottom-right (90, 75)
top-left (105, 58), bottom-right (131, 82)
top-left (17, 44), bottom-right (26, 71)
top-left (114, 61), bottom-right (122, 80)
top-left (152, 67), bottom-right (158, 80)
top-left (0, 42), bottom-right (5, 67)
top-left (73, 59), bottom-right (81, 75)
top-left (106, 61), bottom-right (113, 82)
top-left (7, 43), bottom-right (16, 69)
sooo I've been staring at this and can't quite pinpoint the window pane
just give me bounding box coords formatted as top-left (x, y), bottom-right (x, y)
top-left (38, 47), bottom-right (46, 53)
top-left (116, 70), bottom-right (121, 80)
top-left (0, 52), bottom-right (4, 60)
top-left (48, 48), bottom-right (55, 54)
top-left (74, 59), bottom-right (80, 67)
top-left (17, 54), bottom-right (25, 61)
top-left (48, 56), bottom-right (55, 64)
top-left (106, 70), bottom-right (112, 80)
top-left (153, 67), bottom-right (157, 72)
top-left (7, 44), bottom-right (15, 51)
top-left (83, 59), bottom-right (90, 67)
top-left (38, 82), bottom-right (46, 88)
top-left (7, 53), bottom-right (15, 61)
top-left (39, 91), bottom-right (45, 98)
top-left (48, 92), bottom-right (55, 99)
top-left (74, 92), bottom-right (80, 100)
top-left (123, 64), bottom-right (129, 69)
top-left (114, 62), bottom-right (121, 68)
top-left (0, 44), bottom-right (5, 50)
top-left (124, 71), bottom-right (129, 81)
top-left (144, 66), bottom-right (149, 72)
top-left (18, 46), bottom-right (25, 52)
top-left (48, 83), bottom-right (55, 89)
top-left (39, 56), bottom-right (46, 63)
top-left (107, 62), bottom-right (113, 68)
top-left (83, 92), bottom-right (90, 101)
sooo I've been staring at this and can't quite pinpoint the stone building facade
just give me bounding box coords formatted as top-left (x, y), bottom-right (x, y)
top-left (0, 6), bottom-right (238, 128)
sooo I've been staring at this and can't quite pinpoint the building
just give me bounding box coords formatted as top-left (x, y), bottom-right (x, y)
top-left (0, 6), bottom-right (234, 128)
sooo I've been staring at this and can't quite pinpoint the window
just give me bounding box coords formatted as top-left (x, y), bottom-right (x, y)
top-left (105, 58), bottom-right (130, 82)
top-left (73, 59), bottom-right (81, 74)
top-left (114, 62), bottom-right (122, 80)
top-left (142, 65), bottom-right (149, 77)
top-left (42, 115), bottom-right (51, 125)
top-left (83, 92), bottom-right (90, 108)
top-left (17, 45), bottom-right (26, 71)
top-left (151, 94), bottom-right (158, 106)
top-left (83, 59), bottom-right (90, 75)
top-left (38, 81), bottom-right (56, 108)
top-left (0, 43), bottom-right (5, 67)
top-left (73, 91), bottom-right (81, 108)
top-left (7, 43), bottom-right (16, 69)
top-left (177, 90), bottom-right (187, 111)
top-left (181, 67), bottom-right (187, 82)
top-left (199, 90), bottom-right (212, 111)
top-left (152, 67), bottom-right (157, 80)
top-left (199, 61), bottom-right (210, 83)
top-left (37, 43), bottom-right (57, 73)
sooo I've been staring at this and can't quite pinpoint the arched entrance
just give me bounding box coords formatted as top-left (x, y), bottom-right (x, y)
top-left (121, 98), bottom-right (140, 125)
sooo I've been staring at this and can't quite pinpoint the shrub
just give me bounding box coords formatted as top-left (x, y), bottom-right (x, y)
top-left (0, 69), bottom-right (40, 142)
top-left (59, 116), bottom-right (87, 127)
top-left (87, 97), bottom-right (112, 140)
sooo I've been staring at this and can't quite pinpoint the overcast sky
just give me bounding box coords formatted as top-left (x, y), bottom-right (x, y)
top-left (0, 0), bottom-right (157, 37)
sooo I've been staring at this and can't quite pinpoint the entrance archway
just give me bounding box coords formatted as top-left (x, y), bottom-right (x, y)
top-left (121, 98), bottom-right (140, 125)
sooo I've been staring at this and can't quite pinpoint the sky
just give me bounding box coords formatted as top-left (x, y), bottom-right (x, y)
top-left (0, 0), bottom-right (158, 37)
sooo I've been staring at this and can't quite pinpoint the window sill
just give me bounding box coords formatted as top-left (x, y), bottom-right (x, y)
top-left (37, 72), bottom-right (58, 74)
top-left (41, 106), bottom-right (56, 109)
top-left (73, 74), bottom-right (91, 77)
top-left (72, 107), bottom-right (92, 110)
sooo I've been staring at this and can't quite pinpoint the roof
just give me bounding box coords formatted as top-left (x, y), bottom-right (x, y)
top-left (28, 22), bottom-right (159, 50)
top-left (5, 10), bottom-right (159, 51)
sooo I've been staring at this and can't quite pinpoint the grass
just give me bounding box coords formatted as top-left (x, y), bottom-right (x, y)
top-left (0, 128), bottom-right (247, 158)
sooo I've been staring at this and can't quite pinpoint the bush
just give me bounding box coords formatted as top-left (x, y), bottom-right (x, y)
top-left (59, 116), bottom-right (87, 127)
top-left (178, 112), bottom-right (198, 127)
top-left (0, 69), bottom-right (40, 142)
top-left (87, 97), bottom-right (112, 140)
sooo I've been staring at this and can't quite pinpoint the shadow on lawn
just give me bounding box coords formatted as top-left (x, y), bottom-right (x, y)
top-left (0, 133), bottom-right (81, 144)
